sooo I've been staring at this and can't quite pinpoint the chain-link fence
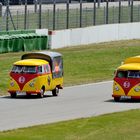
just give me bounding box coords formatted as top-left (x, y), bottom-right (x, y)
top-left (0, 0), bottom-right (140, 31)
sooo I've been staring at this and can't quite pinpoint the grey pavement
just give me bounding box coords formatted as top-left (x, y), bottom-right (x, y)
top-left (0, 81), bottom-right (140, 131)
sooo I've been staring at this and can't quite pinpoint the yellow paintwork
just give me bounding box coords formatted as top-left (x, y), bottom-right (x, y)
top-left (8, 59), bottom-right (63, 94)
top-left (113, 55), bottom-right (140, 99)
top-left (124, 55), bottom-right (140, 64)
top-left (117, 55), bottom-right (140, 71)
top-left (128, 83), bottom-right (140, 96)
top-left (9, 78), bottom-right (20, 91)
top-left (113, 81), bottom-right (125, 96)
top-left (14, 59), bottom-right (48, 66)
top-left (9, 74), bottom-right (63, 93)
top-left (113, 81), bottom-right (140, 97)
top-left (118, 63), bottom-right (140, 71)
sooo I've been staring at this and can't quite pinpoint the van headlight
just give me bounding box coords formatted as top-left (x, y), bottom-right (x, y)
top-left (114, 85), bottom-right (119, 91)
top-left (10, 81), bottom-right (14, 87)
top-left (29, 82), bottom-right (34, 87)
top-left (29, 80), bottom-right (35, 87)
top-left (134, 87), bottom-right (140, 92)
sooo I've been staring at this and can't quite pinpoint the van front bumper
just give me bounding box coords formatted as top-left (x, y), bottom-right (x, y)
top-left (112, 95), bottom-right (140, 100)
top-left (8, 90), bottom-right (41, 95)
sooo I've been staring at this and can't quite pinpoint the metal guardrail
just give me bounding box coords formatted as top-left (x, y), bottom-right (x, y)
top-left (0, 0), bottom-right (139, 31)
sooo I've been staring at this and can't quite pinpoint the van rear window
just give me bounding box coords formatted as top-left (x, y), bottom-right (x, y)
top-left (11, 65), bottom-right (36, 74)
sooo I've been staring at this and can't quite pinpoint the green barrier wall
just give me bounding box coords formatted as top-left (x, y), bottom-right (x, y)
top-left (0, 31), bottom-right (48, 53)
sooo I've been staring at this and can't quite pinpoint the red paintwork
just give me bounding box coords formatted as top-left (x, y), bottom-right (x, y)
top-left (114, 77), bottom-right (140, 95)
top-left (10, 72), bottom-right (38, 90)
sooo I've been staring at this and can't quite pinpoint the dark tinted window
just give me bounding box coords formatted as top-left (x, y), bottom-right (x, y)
top-left (11, 65), bottom-right (36, 74)
top-left (116, 71), bottom-right (127, 78)
top-left (128, 71), bottom-right (140, 78)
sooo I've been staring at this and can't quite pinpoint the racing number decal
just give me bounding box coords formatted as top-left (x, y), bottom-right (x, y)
top-left (19, 76), bottom-right (25, 84)
top-left (123, 81), bottom-right (130, 88)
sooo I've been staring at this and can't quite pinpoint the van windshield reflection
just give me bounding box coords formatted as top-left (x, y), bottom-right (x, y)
top-left (11, 65), bottom-right (36, 74)
top-left (128, 71), bottom-right (140, 78)
top-left (117, 70), bottom-right (140, 78)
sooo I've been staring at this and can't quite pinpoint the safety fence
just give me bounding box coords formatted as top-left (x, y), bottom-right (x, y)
top-left (0, 30), bottom-right (48, 53)
top-left (0, 1), bottom-right (140, 31)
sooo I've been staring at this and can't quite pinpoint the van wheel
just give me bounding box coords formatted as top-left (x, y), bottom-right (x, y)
top-left (52, 87), bottom-right (59, 96)
top-left (11, 93), bottom-right (16, 98)
top-left (114, 97), bottom-right (120, 102)
top-left (38, 88), bottom-right (45, 98)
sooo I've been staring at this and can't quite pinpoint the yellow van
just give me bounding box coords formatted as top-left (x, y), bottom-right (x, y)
top-left (8, 51), bottom-right (63, 98)
top-left (112, 55), bottom-right (140, 101)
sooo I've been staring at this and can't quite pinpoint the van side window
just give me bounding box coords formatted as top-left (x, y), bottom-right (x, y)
top-left (45, 64), bottom-right (51, 73)
top-left (38, 66), bottom-right (45, 74)
top-left (38, 66), bottom-right (42, 73)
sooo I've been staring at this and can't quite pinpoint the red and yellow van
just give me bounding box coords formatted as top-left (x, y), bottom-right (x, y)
top-left (112, 55), bottom-right (140, 101)
top-left (8, 51), bottom-right (63, 98)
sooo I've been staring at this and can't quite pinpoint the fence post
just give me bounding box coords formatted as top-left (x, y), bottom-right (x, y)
top-left (24, 0), bottom-right (27, 29)
top-left (47, 9), bottom-right (50, 29)
top-left (66, 0), bottom-right (69, 29)
top-left (130, 0), bottom-right (133, 22)
top-left (93, 0), bottom-right (96, 25)
top-left (0, 3), bottom-right (2, 17)
top-left (34, 0), bottom-right (38, 13)
top-left (128, 0), bottom-right (131, 6)
top-left (106, 0), bottom-right (108, 24)
top-left (118, 0), bottom-right (121, 23)
top-left (79, 0), bottom-right (82, 28)
top-left (6, 0), bottom-right (9, 31)
top-left (53, 0), bottom-right (56, 30)
top-left (39, 0), bottom-right (42, 29)
top-left (97, 0), bottom-right (101, 8)
top-left (139, 5), bottom-right (140, 21)
top-left (16, 10), bottom-right (19, 29)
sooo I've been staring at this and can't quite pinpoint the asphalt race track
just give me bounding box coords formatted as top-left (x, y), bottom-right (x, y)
top-left (1, 81), bottom-right (140, 131)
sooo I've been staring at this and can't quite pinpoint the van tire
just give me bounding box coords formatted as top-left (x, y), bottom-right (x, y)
top-left (52, 87), bottom-right (59, 96)
top-left (11, 93), bottom-right (16, 98)
top-left (114, 97), bottom-right (120, 102)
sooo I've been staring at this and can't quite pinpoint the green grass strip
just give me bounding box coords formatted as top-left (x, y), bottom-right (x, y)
top-left (0, 40), bottom-right (140, 138)
top-left (0, 109), bottom-right (140, 140)
top-left (1, 39), bottom-right (140, 95)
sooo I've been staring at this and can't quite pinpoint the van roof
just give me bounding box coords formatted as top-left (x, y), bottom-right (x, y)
top-left (21, 51), bottom-right (62, 61)
top-left (124, 55), bottom-right (140, 64)
top-left (118, 63), bottom-right (140, 71)
top-left (14, 59), bottom-right (48, 66)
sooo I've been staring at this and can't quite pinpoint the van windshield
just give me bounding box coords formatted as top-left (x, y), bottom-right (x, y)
top-left (11, 65), bottom-right (37, 74)
top-left (128, 71), bottom-right (140, 78)
top-left (116, 70), bottom-right (140, 78)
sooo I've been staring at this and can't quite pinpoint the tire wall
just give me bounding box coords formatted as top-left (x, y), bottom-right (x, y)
top-left (0, 29), bottom-right (48, 53)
